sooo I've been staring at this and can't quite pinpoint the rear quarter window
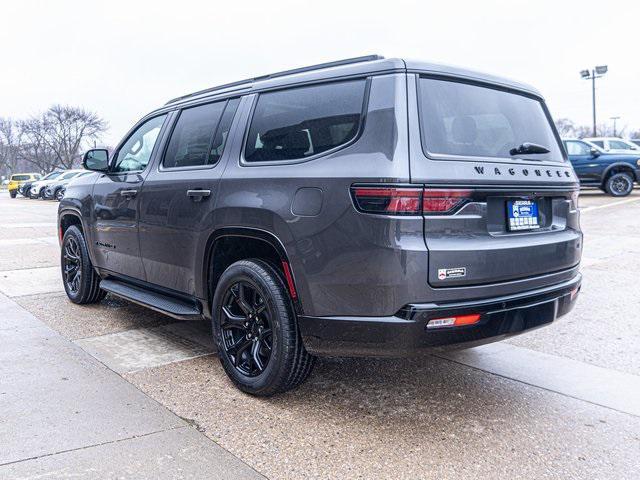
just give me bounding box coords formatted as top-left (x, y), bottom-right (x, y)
top-left (418, 77), bottom-right (563, 162)
top-left (244, 79), bottom-right (367, 163)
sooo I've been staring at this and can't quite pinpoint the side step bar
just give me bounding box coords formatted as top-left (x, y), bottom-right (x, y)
top-left (100, 279), bottom-right (203, 320)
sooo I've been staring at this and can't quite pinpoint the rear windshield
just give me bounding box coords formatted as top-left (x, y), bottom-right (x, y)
top-left (418, 77), bottom-right (563, 162)
top-left (11, 174), bottom-right (30, 181)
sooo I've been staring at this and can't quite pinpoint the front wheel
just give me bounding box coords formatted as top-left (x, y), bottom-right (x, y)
top-left (61, 226), bottom-right (106, 304)
top-left (605, 172), bottom-right (634, 197)
top-left (9, 190), bottom-right (17, 198)
top-left (211, 259), bottom-right (315, 396)
top-left (55, 188), bottom-right (64, 201)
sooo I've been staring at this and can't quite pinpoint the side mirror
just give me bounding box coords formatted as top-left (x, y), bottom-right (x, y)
top-left (83, 149), bottom-right (109, 172)
top-left (590, 148), bottom-right (600, 157)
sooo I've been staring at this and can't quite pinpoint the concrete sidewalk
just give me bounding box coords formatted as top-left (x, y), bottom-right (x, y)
top-left (0, 292), bottom-right (262, 479)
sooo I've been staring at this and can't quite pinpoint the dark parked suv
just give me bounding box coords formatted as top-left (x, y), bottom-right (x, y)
top-left (58, 56), bottom-right (582, 396)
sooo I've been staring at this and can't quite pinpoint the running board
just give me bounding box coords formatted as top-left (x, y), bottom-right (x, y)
top-left (100, 279), bottom-right (203, 320)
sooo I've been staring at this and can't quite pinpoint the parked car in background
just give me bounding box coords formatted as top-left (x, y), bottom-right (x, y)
top-left (29, 170), bottom-right (66, 198)
top-left (44, 170), bottom-right (92, 200)
top-left (631, 139), bottom-right (640, 148)
top-left (584, 137), bottom-right (639, 153)
top-left (7, 173), bottom-right (41, 198)
top-left (563, 138), bottom-right (640, 196)
top-left (60, 56), bottom-right (582, 396)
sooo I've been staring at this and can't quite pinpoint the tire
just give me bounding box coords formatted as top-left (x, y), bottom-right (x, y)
top-left (9, 190), bottom-right (17, 198)
top-left (604, 172), bottom-right (634, 197)
top-left (61, 225), bottom-right (106, 304)
top-left (55, 188), bottom-right (64, 201)
top-left (211, 259), bottom-right (315, 396)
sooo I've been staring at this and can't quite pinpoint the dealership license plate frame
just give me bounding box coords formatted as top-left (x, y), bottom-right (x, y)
top-left (506, 199), bottom-right (540, 231)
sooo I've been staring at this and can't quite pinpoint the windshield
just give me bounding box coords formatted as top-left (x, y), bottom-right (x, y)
top-left (42, 171), bottom-right (62, 180)
top-left (61, 171), bottom-right (79, 180)
top-left (418, 77), bottom-right (563, 162)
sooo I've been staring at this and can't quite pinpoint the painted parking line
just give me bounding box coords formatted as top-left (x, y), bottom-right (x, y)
top-left (581, 196), bottom-right (640, 213)
top-left (0, 267), bottom-right (63, 297)
top-left (439, 343), bottom-right (640, 417)
top-left (75, 322), bottom-right (215, 374)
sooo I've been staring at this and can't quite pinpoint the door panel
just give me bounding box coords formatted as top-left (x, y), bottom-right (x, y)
top-left (138, 98), bottom-right (240, 295)
top-left (90, 113), bottom-right (169, 280)
top-left (92, 173), bottom-right (146, 278)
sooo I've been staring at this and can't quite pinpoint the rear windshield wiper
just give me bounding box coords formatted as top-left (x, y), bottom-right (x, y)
top-left (509, 142), bottom-right (550, 156)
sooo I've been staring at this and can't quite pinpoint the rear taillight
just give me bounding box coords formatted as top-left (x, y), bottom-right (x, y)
top-left (351, 187), bottom-right (423, 215)
top-left (351, 186), bottom-right (471, 216)
top-left (422, 189), bottom-right (471, 214)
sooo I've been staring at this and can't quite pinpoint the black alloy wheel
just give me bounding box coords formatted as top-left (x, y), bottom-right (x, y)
top-left (605, 172), bottom-right (634, 197)
top-left (60, 225), bottom-right (106, 304)
top-left (220, 281), bottom-right (273, 377)
top-left (211, 259), bottom-right (315, 396)
top-left (63, 236), bottom-right (82, 294)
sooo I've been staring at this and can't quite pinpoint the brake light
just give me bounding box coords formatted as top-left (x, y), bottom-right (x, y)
top-left (351, 186), bottom-right (472, 215)
top-left (426, 313), bottom-right (481, 329)
top-left (351, 187), bottom-right (423, 215)
top-left (422, 189), bottom-right (472, 214)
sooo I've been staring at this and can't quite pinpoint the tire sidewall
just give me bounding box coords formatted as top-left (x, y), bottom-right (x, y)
top-left (606, 173), bottom-right (634, 197)
top-left (211, 261), bottom-right (291, 394)
top-left (61, 226), bottom-right (94, 303)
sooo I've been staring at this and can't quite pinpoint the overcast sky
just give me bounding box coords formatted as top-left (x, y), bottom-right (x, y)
top-left (2, 0), bottom-right (639, 146)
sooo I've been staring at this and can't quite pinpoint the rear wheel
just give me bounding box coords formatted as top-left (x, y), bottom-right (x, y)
top-left (604, 172), bottom-right (634, 197)
top-left (61, 226), bottom-right (106, 304)
top-left (211, 259), bottom-right (315, 396)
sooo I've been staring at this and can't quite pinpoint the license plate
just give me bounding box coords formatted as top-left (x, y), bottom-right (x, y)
top-left (507, 199), bottom-right (540, 231)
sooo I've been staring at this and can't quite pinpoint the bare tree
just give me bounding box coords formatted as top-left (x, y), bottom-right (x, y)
top-left (554, 118), bottom-right (577, 137)
top-left (16, 118), bottom-right (58, 172)
top-left (0, 118), bottom-right (20, 176)
top-left (20, 105), bottom-right (108, 169)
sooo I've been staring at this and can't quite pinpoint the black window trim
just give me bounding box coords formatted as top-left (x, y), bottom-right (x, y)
top-left (109, 112), bottom-right (170, 175)
top-left (239, 77), bottom-right (371, 167)
top-left (415, 73), bottom-right (568, 165)
top-left (158, 97), bottom-right (240, 173)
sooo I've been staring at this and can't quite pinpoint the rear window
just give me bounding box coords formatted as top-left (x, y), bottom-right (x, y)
top-left (418, 77), bottom-right (563, 162)
top-left (244, 80), bottom-right (366, 163)
top-left (11, 175), bottom-right (30, 181)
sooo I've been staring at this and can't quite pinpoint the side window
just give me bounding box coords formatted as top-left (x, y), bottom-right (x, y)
top-left (609, 140), bottom-right (631, 150)
top-left (113, 114), bottom-right (167, 173)
top-left (566, 141), bottom-right (591, 155)
top-left (163, 100), bottom-right (230, 169)
top-left (244, 80), bottom-right (367, 163)
top-left (591, 140), bottom-right (605, 148)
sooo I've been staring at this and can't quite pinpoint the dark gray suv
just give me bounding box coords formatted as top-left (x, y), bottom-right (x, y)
top-left (58, 56), bottom-right (582, 396)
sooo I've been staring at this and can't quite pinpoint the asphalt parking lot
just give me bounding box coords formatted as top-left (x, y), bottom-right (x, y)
top-left (1, 190), bottom-right (639, 479)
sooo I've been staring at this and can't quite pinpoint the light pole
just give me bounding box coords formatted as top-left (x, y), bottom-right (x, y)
top-left (610, 116), bottom-right (620, 137)
top-left (580, 66), bottom-right (608, 137)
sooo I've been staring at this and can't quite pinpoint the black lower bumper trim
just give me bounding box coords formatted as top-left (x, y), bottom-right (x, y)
top-left (299, 274), bottom-right (581, 357)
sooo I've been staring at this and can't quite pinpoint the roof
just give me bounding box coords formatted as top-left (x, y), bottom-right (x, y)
top-left (161, 55), bottom-right (543, 110)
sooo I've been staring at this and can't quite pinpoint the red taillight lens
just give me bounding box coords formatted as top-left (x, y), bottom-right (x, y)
top-left (351, 187), bottom-right (423, 215)
top-left (351, 186), bottom-right (472, 216)
top-left (422, 189), bottom-right (471, 214)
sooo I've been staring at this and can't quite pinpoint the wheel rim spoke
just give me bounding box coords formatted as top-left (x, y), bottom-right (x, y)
top-left (220, 280), bottom-right (273, 377)
top-left (63, 236), bottom-right (82, 294)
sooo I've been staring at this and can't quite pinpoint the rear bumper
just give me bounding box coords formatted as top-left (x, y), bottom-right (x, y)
top-left (299, 273), bottom-right (581, 357)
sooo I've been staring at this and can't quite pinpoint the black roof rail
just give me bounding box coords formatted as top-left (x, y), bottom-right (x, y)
top-left (165, 54), bottom-right (384, 105)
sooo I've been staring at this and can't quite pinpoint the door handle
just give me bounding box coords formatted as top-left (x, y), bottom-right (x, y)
top-left (187, 189), bottom-right (211, 202)
top-left (120, 189), bottom-right (138, 198)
